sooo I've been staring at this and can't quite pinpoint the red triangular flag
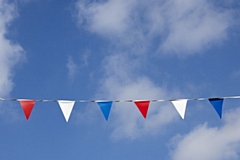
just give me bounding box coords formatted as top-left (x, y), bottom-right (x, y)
top-left (19, 100), bottom-right (36, 120)
top-left (134, 100), bottom-right (150, 118)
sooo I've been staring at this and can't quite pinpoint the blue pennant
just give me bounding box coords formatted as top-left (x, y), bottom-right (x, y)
top-left (209, 98), bottom-right (224, 119)
top-left (97, 101), bottom-right (113, 121)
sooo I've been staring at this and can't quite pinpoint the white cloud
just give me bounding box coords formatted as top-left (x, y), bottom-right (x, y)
top-left (66, 56), bottom-right (78, 81)
top-left (169, 108), bottom-right (240, 160)
top-left (0, 0), bottom-right (24, 98)
top-left (74, 0), bottom-right (238, 140)
top-left (160, 0), bottom-right (232, 54)
top-left (96, 54), bottom-right (180, 139)
top-left (76, 0), bottom-right (136, 37)
top-left (76, 0), bottom-right (236, 54)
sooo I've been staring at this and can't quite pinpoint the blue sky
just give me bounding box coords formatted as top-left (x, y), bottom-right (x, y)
top-left (1, 0), bottom-right (240, 159)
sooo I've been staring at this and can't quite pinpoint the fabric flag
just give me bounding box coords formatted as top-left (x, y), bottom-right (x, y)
top-left (209, 98), bottom-right (224, 118)
top-left (171, 99), bottom-right (188, 119)
top-left (97, 101), bottom-right (112, 121)
top-left (58, 100), bottom-right (75, 122)
top-left (19, 100), bottom-right (36, 120)
top-left (134, 100), bottom-right (150, 118)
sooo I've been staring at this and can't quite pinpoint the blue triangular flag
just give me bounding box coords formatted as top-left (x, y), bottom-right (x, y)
top-left (97, 101), bottom-right (113, 121)
top-left (209, 98), bottom-right (224, 118)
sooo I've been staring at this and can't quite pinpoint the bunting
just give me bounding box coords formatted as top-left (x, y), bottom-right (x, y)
top-left (58, 100), bottom-right (75, 122)
top-left (209, 98), bottom-right (224, 118)
top-left (0, 95), bottom-right (238, 121)
top-left (134, 100), bottom-right (150, 118)
top-left (171, 99), bottom-right (188, 119)
top-left (97, 101), bottom-right (112, 121)
top-left (19, 100), bottom-right (36, 120)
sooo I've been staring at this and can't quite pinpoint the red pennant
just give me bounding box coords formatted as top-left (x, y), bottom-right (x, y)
top-left (134, 101), bottom-right (150, 118)
top-left (19, 100), bottom-right (36, 120)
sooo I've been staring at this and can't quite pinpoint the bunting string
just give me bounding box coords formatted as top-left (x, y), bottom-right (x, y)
top-left (1, 95), bottom-right (240, 121)
top-left (1, 95), bottom-right (240, 102)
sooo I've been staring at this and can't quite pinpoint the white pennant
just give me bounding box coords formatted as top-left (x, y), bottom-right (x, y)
top-left (171, 99), bottom-right (188, 119)
top-left (58, 100), bottom-right (75, 122)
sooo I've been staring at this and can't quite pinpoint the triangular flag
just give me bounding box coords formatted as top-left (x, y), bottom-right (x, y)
top-left (134, 100), bottom-right (150, 118)
top-left (97, 101), bottom-right (112, 121)
top-left (19, 100), bottom-right (36, 120)
top-left (58, 101), bottom-right (75, 122)
top-left (209, 98), bottom-right (224, 118)
top-left (171, 99), bottom-right (188, 119)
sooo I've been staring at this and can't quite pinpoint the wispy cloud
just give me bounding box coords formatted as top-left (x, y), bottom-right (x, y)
top-left (0, 0), bottom-right (24, 97)
top-left (74, 0), bottom-right (239, 140)
top-left (81, 49), bottom-right (90, 67)
top-left (76, 0), bottom-right (236, 55)
top-left (96, 54), bottom-right (180, 139)
top-left (169, 108), bottom-right (240, 160)
top-left (66, 56), bottom-right (78, 82)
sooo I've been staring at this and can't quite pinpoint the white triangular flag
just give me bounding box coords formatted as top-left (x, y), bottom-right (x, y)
top-left (171, 99), bottom-right (188, 119)
top-left (58, 100), bottom-right (75, 122)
